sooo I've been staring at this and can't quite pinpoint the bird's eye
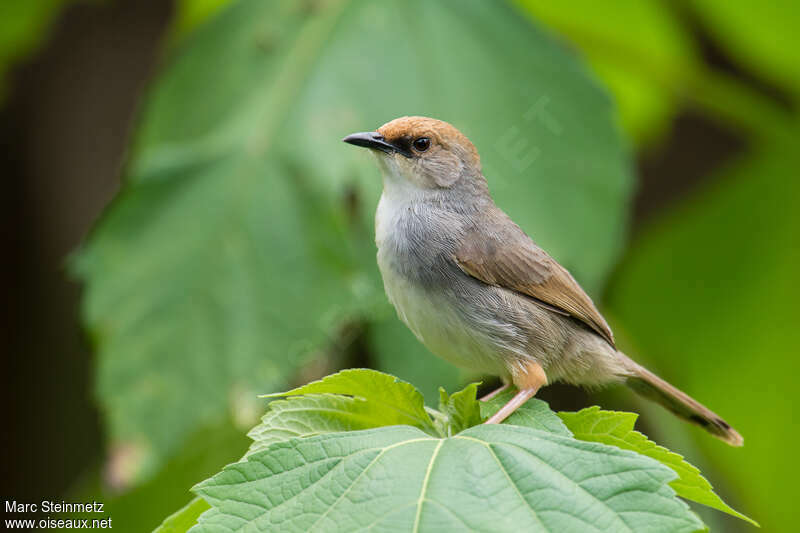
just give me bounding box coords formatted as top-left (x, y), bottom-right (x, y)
top-left (412, 137), bottom-right (430, 152)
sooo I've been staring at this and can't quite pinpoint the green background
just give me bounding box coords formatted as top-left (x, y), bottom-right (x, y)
top-left (2, 0), bottom-right (797, 531)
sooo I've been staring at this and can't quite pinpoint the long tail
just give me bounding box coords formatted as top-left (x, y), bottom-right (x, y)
top-left (619, 354), bottom-right (743, 446)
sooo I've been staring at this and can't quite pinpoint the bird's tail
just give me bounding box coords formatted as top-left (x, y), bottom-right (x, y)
top-left (619, 353), bottom-right (743, 446)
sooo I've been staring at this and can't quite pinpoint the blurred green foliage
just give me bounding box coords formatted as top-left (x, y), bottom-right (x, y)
top-left (68, 421), bottom-right (248, 533)
top-left (518, 0), bottom-right (699, 143)
top-left (608, 134), bottom-right (800, 531)
top-left (0, 0), bottom-right (782, 530)
top-left (691, 0), bottom-right (800, 95)
top-left (0, 0), bottom-right (76, 100)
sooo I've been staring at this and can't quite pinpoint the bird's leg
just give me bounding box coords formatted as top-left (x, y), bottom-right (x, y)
top-left (479, 382), bottom-right (510, 402)
top-left (483, 388), bottom-right (538, 424)
top-left (484, 362), bottom-right (547, 424)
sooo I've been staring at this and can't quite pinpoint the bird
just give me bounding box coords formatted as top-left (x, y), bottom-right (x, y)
top-left (343, 116), bottom-right (742, 446)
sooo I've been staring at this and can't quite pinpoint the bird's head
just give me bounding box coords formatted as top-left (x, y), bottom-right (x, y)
top-left (343, 116), bottom-right (485, 195)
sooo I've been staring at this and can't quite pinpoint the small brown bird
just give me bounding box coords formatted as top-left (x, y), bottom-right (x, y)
top-left (344, 116), bottom-right (742, 446)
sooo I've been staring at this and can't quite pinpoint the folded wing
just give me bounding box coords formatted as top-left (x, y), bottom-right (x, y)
top-left (454, 213), bottom-right (615, 348)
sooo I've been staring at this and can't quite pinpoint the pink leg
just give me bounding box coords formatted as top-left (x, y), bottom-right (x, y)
top-left (484, 361), bottom-right (547, 424)
top-left (480, 383), bottom-right (510, 402)
top-left (484, 387), bottom-right (539, 424)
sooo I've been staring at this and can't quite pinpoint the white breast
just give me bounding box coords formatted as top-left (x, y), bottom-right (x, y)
top-left (375, 192), bottom-right (510, 377)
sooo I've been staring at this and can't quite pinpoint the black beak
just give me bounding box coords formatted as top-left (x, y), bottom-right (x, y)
top-left (343, 131), bottom-right (406, 156)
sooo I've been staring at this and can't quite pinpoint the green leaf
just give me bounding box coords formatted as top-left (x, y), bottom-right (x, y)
top-left (262, 368), bottom-right (437, 435)
top-left (437, 383), bottom-right (483, 435)
top-left (191, 425), bottom-right (703, 532)
top-left (154, 497), bottom-right (210, 533)
top-left (247, 393), bottom-right (411, 456)
top-left (608, 135), bottom-right (797, 531)
top-left (480, 389), bottom-right (572, 436)
top-left (75, 0), bottom-right (634, 479)
top-left (690, 0), bottom-right (800, 95)
top-left (252, 370), bottom-right (496, 458)
top-left (559, 407), bottom-right (757, 526)
top-left (516, 0), bottom-right (699, 142)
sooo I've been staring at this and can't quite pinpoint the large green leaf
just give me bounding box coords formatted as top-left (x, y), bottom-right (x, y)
top-left (191, 425), bottom-right (702, 532)
top-left (159, 369), bottom-right (453, 532)
top-left (559, 407), bottom-right (756, 525)
top-left (156, 371), bottom-right (764, 531)
top-left (75, 0), bottom-right (634, 479)
top-left (608, 135), bottom-right (799, 531)
top-left (160, 377), bottom-right (416, 531)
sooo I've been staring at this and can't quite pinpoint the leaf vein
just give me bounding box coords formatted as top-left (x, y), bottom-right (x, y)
top-left (412, 439), bottom-right (444, 533)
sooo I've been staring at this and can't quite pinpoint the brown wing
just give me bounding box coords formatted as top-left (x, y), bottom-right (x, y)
top-left (454, 218), bottom-right (615, 348)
